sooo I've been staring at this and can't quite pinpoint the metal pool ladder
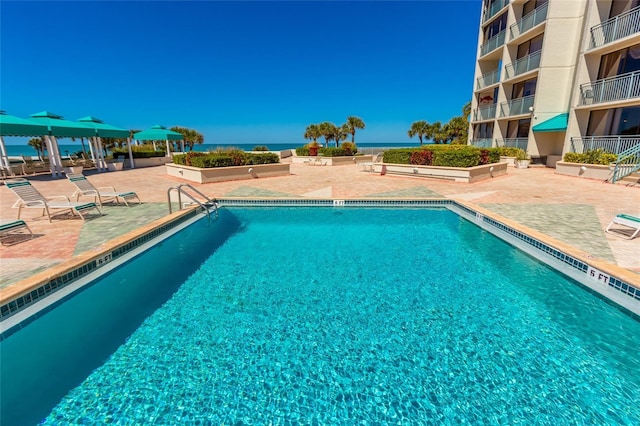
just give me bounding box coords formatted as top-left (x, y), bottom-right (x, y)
top-left (167, 183), bottom-right (218, 221)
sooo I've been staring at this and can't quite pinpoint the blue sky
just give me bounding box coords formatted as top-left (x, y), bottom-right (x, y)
top-left (1, 1), bottom-right (482, 145)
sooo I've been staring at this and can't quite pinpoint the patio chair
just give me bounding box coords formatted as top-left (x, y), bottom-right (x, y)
top-left (67, 173), bottom-right (141, 207)
top-left (605, 214), bottom-right (640, 240)
top-left (0, 219), bottom-right (33, 245)
top-left (21, 155), bottom-right (50, 175)
top-left (358, 152), bottom-right (383, 173)
top-left (5, 179), bottom-right (102, 222)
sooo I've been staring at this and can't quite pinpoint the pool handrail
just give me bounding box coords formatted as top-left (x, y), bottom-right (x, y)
top-left (167, 183), bottom-right (218, 220)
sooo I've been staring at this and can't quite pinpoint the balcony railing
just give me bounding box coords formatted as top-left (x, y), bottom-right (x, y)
top-left (480, 30), bottom-right (506, 57)
top-left (476, 69), bottom-right (500, 89)
top-left (590, 5), bottom-right (640, 49)
top-left (474, 104), bottom-right (497, 121)
top-left (470, 138), bottom-right (493, 148)
top-left (510, 2), bottom-right (549, 39)
top-left (579, 70), bottom-right (640, 105)
top-left (569, 136), bottom-right (640, 155)
top-left (483, 0), bottom-right (509, 24)
top-left (500, 95), bottom-right (535, 117)
top-left (496, 138), bottom-right (528, 150)
top-left (504, 51), bottom-right (542, 79)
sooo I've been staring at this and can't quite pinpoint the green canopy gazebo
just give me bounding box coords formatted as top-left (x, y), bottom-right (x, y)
top-left (0, 111), bottom-right (48, 171)
top-left (134, 125), bottom-right (183, 157)
top-left (78, 116), bottom-right (133, 170)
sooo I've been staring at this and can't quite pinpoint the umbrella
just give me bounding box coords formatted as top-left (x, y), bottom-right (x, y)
top-left (0, 111), bottom-right (48, 169)
top-left (29, 111), bottom-right (96, 177)
top-left (134, 125), bottom-right (183, 157)
top-left (78, 116), bottom-right (132, 170)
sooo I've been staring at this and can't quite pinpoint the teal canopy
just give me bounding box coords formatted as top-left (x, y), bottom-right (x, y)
top-left (78, 116), bottom-right (130, 138)
top-left (29, 111), bottom-right (96, 138)
top-left (134, 125), bottom-right (183, 141)
top-left (0, 111), bottom-right (48, 136)
top-left (532, 113), bottom-right (569, 132)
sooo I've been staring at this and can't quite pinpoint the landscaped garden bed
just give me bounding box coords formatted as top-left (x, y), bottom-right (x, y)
top-left (167, 150), bottom-right (289, 183)
top-left (373, 145), bottom-right (507, 183)
top-left (555, 149), bottom-right (617, 181)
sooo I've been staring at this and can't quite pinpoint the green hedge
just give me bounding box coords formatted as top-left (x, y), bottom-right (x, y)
top-left (563, 149), bottom-right (617, 165)
top-left (383, 146), bottom-right (500, 167)
top-left (296, 147), bottom-right (310, 156)
top-left (111, 148), bottom-right (165, 158)
top-left (173, 152), bottom-right (279, 168)
top-left (319, 147), bottom-right (351, 157)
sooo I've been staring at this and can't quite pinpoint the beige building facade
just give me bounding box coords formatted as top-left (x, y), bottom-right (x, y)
top-left (469, 0), bottom-right (640, 167)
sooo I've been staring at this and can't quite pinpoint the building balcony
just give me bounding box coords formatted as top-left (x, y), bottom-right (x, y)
top-left (496, 138), bottom-right (528, 150)
top-left (470, 138), bottom-right (493, 148)
top-left (509, 2), bottom-right (548, 40)
top-left (476, 69), bottom-right (500, 90)
top-left (482, 0), bottom-right (509, 24)
top-left (570, 136), bottom-right (640, 155)
top-left (579, 70), bottom-right (640, 105)
top-left (473, 104), bottom-right (497, 121)
top-left (480, 30), bottom-right (506, 57)
top-left (504, 51), bottom-right (542, 80)
top-left (590, 5), bottom-right (640, 49)
top-left (500, 95), bottom-right (535, 117)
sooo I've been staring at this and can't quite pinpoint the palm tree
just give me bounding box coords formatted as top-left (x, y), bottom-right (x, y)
top-left (345, 116), bottom-right (365, 143)
top-left (334, 124), bottom-right (350, 147)
top-left (319, 122), bottom-right (337, 147)
top-left (462, 101), bottom-right (472, 121)
top-left (444, 116), bottom-right (468, 144)
top-left (304, 124), bottom-right (322, 143)
top-left (426, 121), bottom-right (442, 143)
top-left (407, 120), bottom-right (430, 145)
top-left (171, 126), bottom-right (205, 151)
top-left (28, 137), bottom-right (46, 160)
top-left (69, 136), bottom-right (88, 157)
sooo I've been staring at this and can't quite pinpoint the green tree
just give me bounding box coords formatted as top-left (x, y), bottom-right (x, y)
top-left (425, 121), bottom-right (443, 143)
top-left (171, 126), bottom-right (205, 151)
top-left (444, 116), bottom-right (469, 144)
top-left (28, 137), bottom-right (46, 160)
top-left (462, 101), bottom-right (471, 121)
top-left (319, 122), bottom-right (337, 147)
top-left (408, 120), bottom-right (430, 145)
top-left (334, 124), bottom-right (350, 147)
top-left (304, 124), bottom-right (322, 143)
top-left (345, 116), bottom-right (365, 143)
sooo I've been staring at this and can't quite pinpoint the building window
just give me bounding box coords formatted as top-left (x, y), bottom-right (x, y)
top-left (597, 43), bottom-right (640, 79)
top-left (609, 0), bottom-right (640, 19)
top-left (512, 78), bottom-right (537, 99)
top-left (587, 106), bottom-right (640, 136)
top-left (484, 12), bottom-right (508, 40)
top-left (523, 0), bottom-right (548, 16)
top-left (506, 119), bottom-right (531, 138)
top-left (474, 122), bottom-right (494, 139)
top-left (516, 34), bottom-right (544, 59)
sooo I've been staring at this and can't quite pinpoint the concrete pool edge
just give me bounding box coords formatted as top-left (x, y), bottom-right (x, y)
top-left (1, 198), bottom-right (638, 334)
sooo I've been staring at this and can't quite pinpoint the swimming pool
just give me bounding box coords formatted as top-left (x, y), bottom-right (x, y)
top-left (1, 207), bottom-right (639, 424)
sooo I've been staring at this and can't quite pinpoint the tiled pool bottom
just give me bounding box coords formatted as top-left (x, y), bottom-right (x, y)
top-left (5, 208), bottom-right (640, 424)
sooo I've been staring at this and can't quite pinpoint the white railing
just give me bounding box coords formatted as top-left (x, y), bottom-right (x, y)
top-left (483, 0), bottom-right (509, 24)
top-left (470, 138), bottom-right (493, 148)
top-left (510, 2), bottom-right (549, 39)
top-left (590, 5), bottom-right (640, 49)
top-left (480, 30), bottom-right (506, 57)
top-left (496, 138), bottom-right (528, 150)
top-left (504, 51), bottom-right (542, 79)
top-left (474, 104), bottom-right (497, 121)
top-left (477, 69), bottom-right (500, 89)
top-left (500, 95), bottom-right (535, 117)
top-left (570, 136), bottom-right (640, 155)
top-left (579, 70), bottom-right (640, 105)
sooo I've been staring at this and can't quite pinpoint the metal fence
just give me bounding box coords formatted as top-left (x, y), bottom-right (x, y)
top-left (482, 0), bottom-right (509, 24)
top-left (477, 69), bottom-right (500, 90)
top-left (590, 5), bottom-right (640, 49)
top-left (579, 70), bottom-right (640, 105)
top-left (569, 136), bottom-right (640, 155)
top-left (500, 95), bottom-right (535, 117)
top-left (480, 30), bottom-right (506, 57)
top-left (509, 2), bottom-right (548, 39)
top-left (495, 138), bottom-right (528, 150)
top-left (504, 51), bottom-right (541, 80)
top-left (474, 104), bottom-right (498, 121)
top-left (470, 139), bottom-right (493, 148)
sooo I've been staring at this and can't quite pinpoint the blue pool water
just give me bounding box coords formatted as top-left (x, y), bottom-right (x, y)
top-left (1, 208), bottom-right (639, 424)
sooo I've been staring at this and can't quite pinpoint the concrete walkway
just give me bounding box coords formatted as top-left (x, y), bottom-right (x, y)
top-left (1, 162), bottom-right (638, 289)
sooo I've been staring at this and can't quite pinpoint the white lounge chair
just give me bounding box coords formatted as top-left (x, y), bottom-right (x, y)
top-left (605, 214), bottom-right (640, 240)
top-left (358, 152), bottom-right (383, 173)
top-left (5, 179), bottom-right (102, 222)
top-left (0, 219), bottom-right (33, 245)
top-left (67, 173), bottom-right (141, 207)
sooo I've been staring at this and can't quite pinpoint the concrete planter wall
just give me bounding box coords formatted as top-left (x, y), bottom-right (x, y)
top-left (166, 163), bottom-right (290, 184)
top-left (372, 162), bottom-right (508, 183)
top-left (291, 155), bottom-right (373, 166)
top-left (500, 156), bottom-right (516, 167)
top-left (555, 161), bottom-right (612, 181)
top-left (124, 157), bottom-right (171, 169)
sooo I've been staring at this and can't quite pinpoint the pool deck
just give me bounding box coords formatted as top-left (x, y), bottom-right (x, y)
top-left (1, 161), bottom-right (638, 291)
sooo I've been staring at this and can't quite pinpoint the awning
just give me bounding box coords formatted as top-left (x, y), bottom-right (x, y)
top-left (532, 113), bottom-right (569, 133)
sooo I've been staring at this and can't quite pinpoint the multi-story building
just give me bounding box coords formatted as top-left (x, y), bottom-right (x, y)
top-left (469, 0), bottom-right (640, 169)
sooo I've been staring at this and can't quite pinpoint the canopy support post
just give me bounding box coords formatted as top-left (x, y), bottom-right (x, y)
top-left (127, 137), bottom-right (135, 169)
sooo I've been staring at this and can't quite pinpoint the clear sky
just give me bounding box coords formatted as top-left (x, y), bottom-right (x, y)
top-left (1, 0), bottom-right (482, 145)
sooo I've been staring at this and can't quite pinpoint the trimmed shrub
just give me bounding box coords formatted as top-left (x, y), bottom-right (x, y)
top-left (432, 149), bottom-right (479, 167)
top-left (383, 149), bottom-right (413, 164)
top-left (384, 146), bottom-right (500, 168)
top-left (410, 150), bottom-right (433, 165)
top-left (319, 147), bottom-right (351, 157)
top-left (112, 148), bottom-right (165, 158)
top-left (253, 145), bottom-right (269, 151)
top-left (340, 142), bottom-right (358, 155)
top-left (296, 146), bottom-right (310, 156)
top-left (563, 149), bottom-right (617, 165)
top-left (174, 152), bottom-right (279, 168)
top-left (498, 147), bottom-right (521, 157)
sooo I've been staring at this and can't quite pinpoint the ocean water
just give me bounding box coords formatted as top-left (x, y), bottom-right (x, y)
top-left (5, 142), bottom-right (423, 158)
top-left (1, 208), bottom-right (639, 425)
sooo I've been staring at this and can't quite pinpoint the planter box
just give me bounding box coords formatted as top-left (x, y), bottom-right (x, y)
top-left (292, 155), bottom-right (373, 166)
top-left (107, 162), bottom-right (123, 172)
top-left (372, 162), bottom-right (508, 183)
top-left (124, 157), bottom-right (171, 169)
top-left (555, 162), bottom-right (612, 181)
top-left (500, 156), bottom-right (516, 167)
top-left (166, 163), bottom-right (290, 184)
